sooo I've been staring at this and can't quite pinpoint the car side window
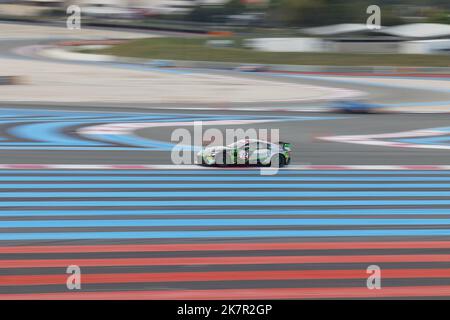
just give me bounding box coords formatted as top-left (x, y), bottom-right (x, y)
top-left (259, 143), bottom-right (270, 150)
top-left (246, 142), bottom-right (259, 152)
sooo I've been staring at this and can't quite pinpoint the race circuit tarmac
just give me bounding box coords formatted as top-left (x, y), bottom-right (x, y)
top-left (0, 104), bottom-right (449, 299)
top-left (1, 29), bottom-right (450, 298)
top-left (0, 105), bottom-right (449, 165)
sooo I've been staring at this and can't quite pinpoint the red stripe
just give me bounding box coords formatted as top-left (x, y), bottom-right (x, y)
top-left (2, 241), bottom-right (450, 254)
top-left (2, 286), bottom-right (450, 299)
top-left (3, 254), bottom-right (450, 268)
top-left (3, 269), bottom-right (450, 286)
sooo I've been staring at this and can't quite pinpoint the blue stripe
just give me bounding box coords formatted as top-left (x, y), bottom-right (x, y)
top-left (433, 127), bottom-right (450, 132)
top-left (0, 108), bottom-right (297, 119)
top-left (0, 108), bottom-right (258, 119)
top-left (396, 127), bottom-right (450, 146)
top-left (0, 147), bottom-right (180, 151)
top-left (0, 208), bottom-right (448, 217)
top-left (86, 133), bottom-right (179, 150)
top-left (398, 136), bottom-right (450, 146)
top-left (5, 229), bottom-right (450, 240)
top-left (0, 183), bottom-right (449, 189)
top-left (0, 170), bottom-right (449, 175)
top-left (8, 122), bottom-right (104, 146)
top-left (1, 200), bottom-right (450, 207)
top-left (4, 218), bottom-right (450, 228)
top-left (0, 108), bottom-right (340, 151)
top-left (3, 176), bottom-right (450, 182)
top-left (1, 191), bottom-right (450, 198)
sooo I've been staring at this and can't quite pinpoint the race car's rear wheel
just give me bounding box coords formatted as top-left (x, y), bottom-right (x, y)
top-left (285, 156), bottom-right (291, 165)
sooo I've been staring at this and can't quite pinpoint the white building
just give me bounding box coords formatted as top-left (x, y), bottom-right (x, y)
top-left (112, 0), bottom-right (230, 14)
top-left (22, 0), bottom-right (231, 14)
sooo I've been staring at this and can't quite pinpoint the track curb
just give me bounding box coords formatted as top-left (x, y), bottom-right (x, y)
top-left (0, 164), bottom-right (449, 170)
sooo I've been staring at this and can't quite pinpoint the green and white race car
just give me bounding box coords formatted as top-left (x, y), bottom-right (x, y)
top-left (197, 139), bottom-right (292, 167)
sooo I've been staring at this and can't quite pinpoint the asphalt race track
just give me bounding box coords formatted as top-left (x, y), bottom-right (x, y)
top-left (0, 105), bottom-right (450, 299)
top-left (1, 106), bottom-right (450, 165)
top-left (5, 167), bottom-right (450, 298)
top-left (2, 33), bottom-right (450, 298)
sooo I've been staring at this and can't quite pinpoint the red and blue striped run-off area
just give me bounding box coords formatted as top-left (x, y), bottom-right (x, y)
top-left (2, 166), bottom-right (450, 299)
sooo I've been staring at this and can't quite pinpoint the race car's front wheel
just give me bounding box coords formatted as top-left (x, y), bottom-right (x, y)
top-left (199, 153), bottom-right (216, 166)
top-left (200, 157), bottom-right (213, 166)
top-left (269, 154), bottom-right (286, 168)
top-left (216, 151), bottom-right (234, 166)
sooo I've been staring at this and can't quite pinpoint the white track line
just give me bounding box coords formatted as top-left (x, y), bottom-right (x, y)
top-left (0, 164), bottom-right (449, 170)
top-left (321, 128), bottom-right (450, 150)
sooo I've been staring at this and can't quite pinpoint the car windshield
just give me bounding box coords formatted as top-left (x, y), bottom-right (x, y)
top-left (227, 140), bottom-right (272, 150)
top-left (227, 140), bottom-right (249, 148)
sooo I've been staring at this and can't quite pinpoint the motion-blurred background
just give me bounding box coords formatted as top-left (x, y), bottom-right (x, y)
top-left (2, 0), bottom-right (450, 301)
top-left (0, 0), bottom-right (449, 60)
